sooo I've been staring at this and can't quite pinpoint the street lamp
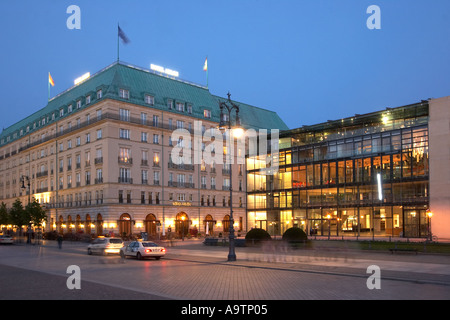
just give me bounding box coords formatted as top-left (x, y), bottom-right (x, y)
top-left (218, 92), bottom-right (241, 262)
top-left (20, 175), bottom-right (31, 244)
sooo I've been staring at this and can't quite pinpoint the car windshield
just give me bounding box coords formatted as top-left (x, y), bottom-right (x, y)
top-left (142, 242), bottom-right (158, 247)
top-left (109, 239), bottom-right (123, 244)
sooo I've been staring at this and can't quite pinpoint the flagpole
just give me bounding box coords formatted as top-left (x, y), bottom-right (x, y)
top-left (48, 73), bottom-right (50, 101)
top-left (205, 56), bottom-right (209, 89)
top-left (117, 23), bottom-right (120, 62)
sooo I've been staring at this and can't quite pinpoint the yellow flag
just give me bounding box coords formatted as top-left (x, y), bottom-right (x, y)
top-left (49, 73), bottom-right (55, 87)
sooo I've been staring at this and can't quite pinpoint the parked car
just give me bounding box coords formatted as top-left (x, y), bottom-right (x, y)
top-left (87, 237), bottom-right (123, 255)
top-left (120, 241), bottom-right (166, 260)
top-left (0, 235), bottom-right (13, 244)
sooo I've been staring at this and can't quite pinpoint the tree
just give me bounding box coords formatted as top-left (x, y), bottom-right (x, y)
top-left (26, 199), bottom-right (47, 227)
top-left (9, 199), bottom-right (29, 239)
top-left (0, 202), bottom-right (9, 226)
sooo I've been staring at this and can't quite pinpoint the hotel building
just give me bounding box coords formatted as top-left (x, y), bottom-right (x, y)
top-left (0, 61), bottom-right (288, 239)
top-left (247, 97), bottom-right (450, 240)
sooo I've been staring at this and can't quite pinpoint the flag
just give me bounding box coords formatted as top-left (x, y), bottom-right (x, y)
top-left (203, 57), bottom-right (208, 71)
top-left (118, 26), bottom-right (130, 44)
top-left (48, 73), bottom-right (55, 87)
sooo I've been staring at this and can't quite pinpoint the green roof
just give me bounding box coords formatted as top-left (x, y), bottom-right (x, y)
top-left (0, 61), bottom-right (288, 147)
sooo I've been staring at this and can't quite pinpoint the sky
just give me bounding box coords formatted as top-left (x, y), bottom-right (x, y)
top-left (1, 0), bottom-right (450, 131)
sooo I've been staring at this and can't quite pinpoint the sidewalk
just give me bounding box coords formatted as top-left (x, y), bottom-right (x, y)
top-left (164, 239), bottom-right (450, 278)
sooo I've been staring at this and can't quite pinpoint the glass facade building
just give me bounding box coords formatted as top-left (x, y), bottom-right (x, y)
top-left (247, 101), bottom-right (431, 238)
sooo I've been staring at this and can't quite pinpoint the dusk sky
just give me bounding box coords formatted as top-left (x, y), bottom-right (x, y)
top-left (1, 0), bottom-right (450, 130)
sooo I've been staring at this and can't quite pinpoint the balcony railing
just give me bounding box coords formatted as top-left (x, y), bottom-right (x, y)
top-left (118, 157), bottom-right (133, 165)
top-left (118, 177), bottom-right (133, 184)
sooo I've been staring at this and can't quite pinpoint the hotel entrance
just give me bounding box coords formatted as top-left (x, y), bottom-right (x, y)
top-left (118, 213), bottom-right (132, 238)
top-left (175, 212), bottom-right (189, 239)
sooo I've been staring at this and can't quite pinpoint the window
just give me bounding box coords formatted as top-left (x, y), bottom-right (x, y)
top-left (141, 132), bottom-right (148, 142)
top-left (96, 129), bottom-right (102, 140)
top-left (152, 115), bottom-right (159, 127)
top-left (167, 99), bottom-right (173, 109)
top-left (119, 128), bottom-right (130, 139)
top-left (145, 95), bottom-right (154, 105)
top-left (96, 109), bottom-right (102, 120)
top-left (204, 109), bottom-right (211, 118)
top-left (120, 108), bottom-right (130, 121)
top-left (76, 100), bottom-right (81, 109)
top-left (142, 150), bottom-right (148, 165)
top-left (97, 89), bottom-right (102, 99)
top-left (68, 105), bottom-right (73, 113)
top-left (60, 109), bottom-right (64, 117)
top-left (176, 102), bottom-right (184, 112)
top-left (96, 169), bottom-right (103, 183)
top-left (85, 133), bottom-right (90, 143)
top-left (119, 88), bottom-right (129, 99)
top-left (86, 95), bottom-right (91, 104)
top-left (119, 167), bottom-right (131, 182)
top-left (153, 171), bottom-right (160, 185)
top-left (176, 120), bottom-right (184, 129)
top-left (223, 178), bottom-right (230, 190)
top-left (119, 148), bottom-right (131, 163)
top-left (141, 170), bottom-right (148, 184)
top-left (187, 104), bottom-right (192, 114)
top-left (141, 112), bottom-right (147, 125)
top-left (153, 152), bottom-right (160, 166)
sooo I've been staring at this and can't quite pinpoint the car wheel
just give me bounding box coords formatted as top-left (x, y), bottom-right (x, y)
top-left (120, 251), bottom-right (125, 259)
top-left (137, 252), bottom-right (142, 260)
top-left (88, 248), bottom-right (92, 255)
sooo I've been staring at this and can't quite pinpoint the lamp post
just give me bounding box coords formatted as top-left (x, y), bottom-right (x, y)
top-left (219, 92), bottom-right (241, 262)
top-left (20, 175), bottom-right (31, 244)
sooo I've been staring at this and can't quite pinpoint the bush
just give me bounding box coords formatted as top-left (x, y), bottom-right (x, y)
top-left (282, 227), bottom-right (308, 243)
top-left (245, 228), bottom-right (271, 245)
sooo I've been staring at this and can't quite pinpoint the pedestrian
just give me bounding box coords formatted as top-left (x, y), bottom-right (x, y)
top-left (57, 234), bottom-right (63, 249)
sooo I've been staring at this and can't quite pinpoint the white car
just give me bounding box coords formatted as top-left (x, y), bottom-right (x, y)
top-left (0, 235), bottom-right (13, 244)
top-left (87, 237), bottom-right (123, 255)
top-left (120, 241), bottom-right (166, 260)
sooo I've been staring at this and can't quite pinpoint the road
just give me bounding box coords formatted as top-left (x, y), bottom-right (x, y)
top-left (1, 240), bottom-right (450, 301)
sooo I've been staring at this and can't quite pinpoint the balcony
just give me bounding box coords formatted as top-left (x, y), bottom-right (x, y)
top-left (118, 157), bottom-right (133, 165)
top-left (95, 177), bottom-right (103, 184)
top-left (168, 161), bottom-right (194, 171)
top-left (118, 177), bottom-right (133, 184)
top-left (36, 171), bottom-right (48, 178)
top-left (95, 157), bottom-right (103, 165)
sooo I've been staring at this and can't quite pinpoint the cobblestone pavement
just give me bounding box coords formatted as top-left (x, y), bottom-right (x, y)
top-left (1, 240), bottom-right (450, 300)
